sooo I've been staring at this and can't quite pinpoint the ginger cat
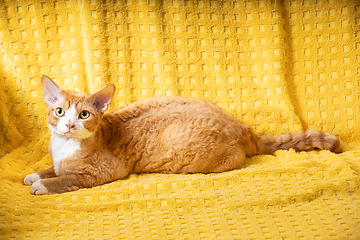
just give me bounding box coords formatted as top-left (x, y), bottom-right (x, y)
top-left (24, 75), bottom-right (344, 195)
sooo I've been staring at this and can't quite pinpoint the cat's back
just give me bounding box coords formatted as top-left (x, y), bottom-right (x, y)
top-left (100, 96), bottom-right (253, 147)
top-left (104, 96), bottom-right (229, 123)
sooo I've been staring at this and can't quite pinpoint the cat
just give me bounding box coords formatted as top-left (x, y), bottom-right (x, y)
top-left (24, 75), bottom-right (344, 195)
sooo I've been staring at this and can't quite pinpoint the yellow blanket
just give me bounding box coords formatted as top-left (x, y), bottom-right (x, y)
top-left (1, 0), bottom-right (360, 239)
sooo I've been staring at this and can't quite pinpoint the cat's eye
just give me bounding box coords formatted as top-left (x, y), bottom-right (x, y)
top-left (55, 107), bottom-right (65, 117)
top-left (79, 110), bottom-right (90, 119)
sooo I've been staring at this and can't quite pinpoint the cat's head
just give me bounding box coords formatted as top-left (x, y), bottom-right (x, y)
top-left (41, 75), bottom-right (116, 139)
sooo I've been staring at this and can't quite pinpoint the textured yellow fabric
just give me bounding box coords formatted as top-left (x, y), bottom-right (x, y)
top-left (1, 0), bottom-right (360, 239)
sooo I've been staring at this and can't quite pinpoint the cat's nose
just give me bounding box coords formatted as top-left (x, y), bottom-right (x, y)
top-left (65, 121), bottom-right (75, 130)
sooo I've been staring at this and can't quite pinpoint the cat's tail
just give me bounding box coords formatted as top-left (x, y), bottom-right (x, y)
top-left (257, 129), bottom-right (344, 155)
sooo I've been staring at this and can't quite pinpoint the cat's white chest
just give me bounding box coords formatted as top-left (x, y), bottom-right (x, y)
top-left (51, 134), bottom-right (81, 175)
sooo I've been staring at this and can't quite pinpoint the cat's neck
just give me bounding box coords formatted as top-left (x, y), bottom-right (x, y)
top-left (49, 131), bottom-right (100, 176)
top-left (49, 132), bottom-right (83, 175)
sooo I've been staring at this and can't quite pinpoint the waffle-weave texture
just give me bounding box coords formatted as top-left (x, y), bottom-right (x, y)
top-left (1, 0), bottom-right (360, 239)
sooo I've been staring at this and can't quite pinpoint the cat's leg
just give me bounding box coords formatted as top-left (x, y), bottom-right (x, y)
top-left (211, 150), bottom-right (247, 173)
top-left (24, 166), bottom-right (57, 186)
top-left (181, 148), bottom-right (247, 174)
top-left (30, 174), bottom-right (96, 195)
top-left (29, 156), bottom-right (131, 195)
top-left (30, 174), bottom-right (83, 195)
top-left (30, 165), bottom-right (130, 195)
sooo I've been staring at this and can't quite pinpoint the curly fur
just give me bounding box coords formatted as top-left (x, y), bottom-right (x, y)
top-left (24, 75), bottom-right (344, 195)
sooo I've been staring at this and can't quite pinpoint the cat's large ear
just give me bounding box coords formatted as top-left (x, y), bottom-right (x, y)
top-left (41, 75), bottom-right (64, 107)
top-left (89, 84), bottom-right (116, 113)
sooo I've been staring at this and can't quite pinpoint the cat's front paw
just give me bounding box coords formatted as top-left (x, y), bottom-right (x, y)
top-left (24, 173), bottom-right (40, 186)
top-left (30, 180), bottom-right (49, 195)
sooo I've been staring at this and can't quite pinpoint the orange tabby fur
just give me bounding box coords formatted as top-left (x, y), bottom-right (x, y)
top-left (24, 75), bottom-right (344, 195)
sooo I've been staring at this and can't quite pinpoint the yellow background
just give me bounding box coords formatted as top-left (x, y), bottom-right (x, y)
top-left (1, 0), bottom-right (360, 239)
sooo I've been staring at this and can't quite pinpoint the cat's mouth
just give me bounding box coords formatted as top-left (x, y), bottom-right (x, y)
top-left (66, 128), bottom-right (76, 133)
top-left (58, 128), bottom-right (94, 140)
top-left (64, 130), bottom-right (74, 135)
top-left (55, 127), bottom-right (78, 137)
top-left (48, 123), bottom-right (93, 140)
top-left (58, 130), bottom-right (75, 138)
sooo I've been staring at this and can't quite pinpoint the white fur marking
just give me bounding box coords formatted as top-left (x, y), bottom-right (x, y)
top-left (51, 133), bottom-right (82, 175)
top-left (57, 104), bottom-right (78, 134)
top-left (24, 173), bottom-right (40, 186)
top-left (49, 104), bottom-right (93, 140)
top-left (30, 180), bottom-right (49, 195)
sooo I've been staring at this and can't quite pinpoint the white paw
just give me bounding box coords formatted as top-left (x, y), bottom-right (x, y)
top-left (30, 180), bottom-right (49, 195)
top-left (24, 173), bottom-right (40, 186)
